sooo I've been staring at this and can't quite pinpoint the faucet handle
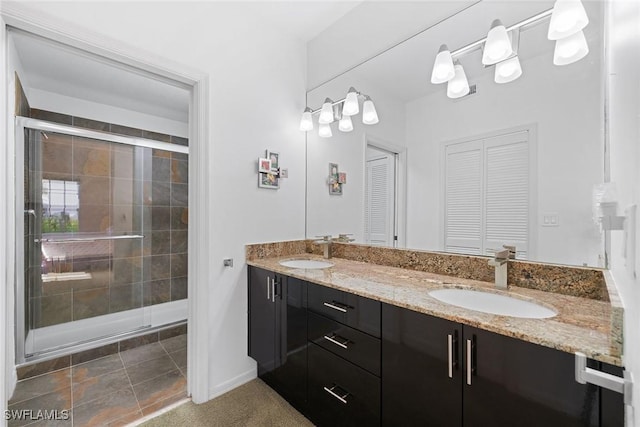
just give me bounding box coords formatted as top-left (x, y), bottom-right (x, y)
top-left (502, 245), bottom-right (516, 259)
top-left (493, 248), bottom-right (511, 260)
top-left (314, 235), bottom-right (333, 242)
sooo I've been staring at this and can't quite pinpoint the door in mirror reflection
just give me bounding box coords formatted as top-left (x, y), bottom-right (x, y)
top-left (365, 145), bottom-right (397, 247)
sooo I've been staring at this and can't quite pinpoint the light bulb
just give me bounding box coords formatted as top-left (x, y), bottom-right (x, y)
top-left (482, 20), bottom-right (513, 65)
top-left (447, 63), bottom-right (470, 99)
top-left (299, 107), bottom-right (313, 131)
top-left (343, 87), bottom-right (359, 116)
top-left (318, 98), bottom-right (334, 124)
top-left (494, 56), bottom-right (522, 84)
top-left (553, 30), bottom-right (589, 65)
top-left (319, 123), bottom-right (332, 138)
top-left (339, 115), bottom-right (353, 132)
top-left (548, 0), bottom-right (589, 40)
top-left (431, 44), bottom-right (455, 84)
top-left (362, 97), bottom-right (379, 125)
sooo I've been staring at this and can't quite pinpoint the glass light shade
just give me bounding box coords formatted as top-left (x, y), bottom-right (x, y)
top-left (362, 98), bottom-right (379, 125)
top-left (318, 98), bottom-right (334, 124)
top-left (548, 0), bottom-right (589, 40)
top-left (447, 64), bottom-right (470, 98)
top-left (553, 30), bottom-right (589, 65)
top-left (338, 115), bottom-right (353, 132)
top-left (482, 20), bottom-right (513, 65)
top-left (319, 123), bottom-right (332, 138)
top-left (299, 108), bottom-right (313, 131)
top-left (431, 44), bottom-right (455, 84)
top-left (494, 56), bottom-right (522, 84)
top-left (343, 88), bottom-right (359, 116)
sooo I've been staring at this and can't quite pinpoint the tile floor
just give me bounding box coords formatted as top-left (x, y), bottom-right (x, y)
top-left (8, 334), bottom-right (188, 427)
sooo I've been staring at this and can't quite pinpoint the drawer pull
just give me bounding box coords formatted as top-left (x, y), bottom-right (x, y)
top-left (323, 334), bottom-right (349, 349)
top-left (466, 339), bottom-right (473, 386)
top-left (447, 334), bottom-right (453, 378)
top-left (323, 301), bottom-right (348, 313)
top-left (323, 385), bottom-right (349, 404)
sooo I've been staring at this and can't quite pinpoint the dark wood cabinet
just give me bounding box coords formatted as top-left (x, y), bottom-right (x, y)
top-left (250, 269), bottom-right (624, 427)
top-left (464, 325), bottom-right (599, 427)
top-left (248, 267), bottom-right (308, 409)
top-left (382, 303), bottom-right (608, 427)
top-left (381, 303), bottom-right (462, 427)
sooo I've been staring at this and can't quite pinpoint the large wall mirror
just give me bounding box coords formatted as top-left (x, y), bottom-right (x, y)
top-left (305, 0), bottom-right (606, 268)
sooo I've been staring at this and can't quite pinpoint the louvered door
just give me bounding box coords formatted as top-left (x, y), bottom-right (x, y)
top-left (483, 132), bottom-right (529, 259)
top-left (444, 141), bottom-right (483, 255)
top-left (444, 130), bottom-right (530, 259)
top-left (365, 155), bottom-right (395, 246)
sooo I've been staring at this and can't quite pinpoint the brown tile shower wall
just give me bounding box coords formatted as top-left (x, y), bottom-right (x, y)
top-left (28, 109), bottom-right (188, 328)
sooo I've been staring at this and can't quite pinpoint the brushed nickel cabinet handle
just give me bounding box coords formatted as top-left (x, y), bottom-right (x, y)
top-left (323, 334), bottom-right (349, 349)
top-left (448, 334), bottom-right (453, 379)
top-left (466, 339), bottom-right (473, 386)
top-left (266, 277), bottom-right (270, 300)
top-left (323, 385), bottom-right (349, 404)
top-left (323, 301), bottom-right (348, 313)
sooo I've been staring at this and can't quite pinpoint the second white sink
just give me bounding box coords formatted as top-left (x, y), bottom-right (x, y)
top-left (279, 259), bottom-right (334, 269)
top-left (429, 288), bottom-right (556, 319)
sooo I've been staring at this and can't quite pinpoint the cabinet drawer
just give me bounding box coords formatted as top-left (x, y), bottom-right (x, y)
top-left (308, 311), bottom-right (380, 376)
top-left (308, 283), bottom-right (381, 337)
top-left (308, 343), bottom-right (380, 427)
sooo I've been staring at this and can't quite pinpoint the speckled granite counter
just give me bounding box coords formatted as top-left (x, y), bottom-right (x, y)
top-left (247, 253), bottom-right (623, 367)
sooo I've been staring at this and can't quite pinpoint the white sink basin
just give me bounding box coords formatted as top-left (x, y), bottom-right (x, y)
top-left (279, 259), bottom-right (334, 269)
top-left (428, 288), bottom-right (556, 319)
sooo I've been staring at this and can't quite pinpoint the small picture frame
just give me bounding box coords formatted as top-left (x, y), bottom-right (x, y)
top-left (329, 181), bottom-right (343, 195)
top-left (338, 172), bottom-right (347, 184)
top-left (266, 150), bottom-right (279, 171)
top-left (259, 172), bottom-right (279, 189)
top-left (258, 158), bottom-right (271, 173)
top-left (329, 163), bottom-right (339, 180)
top-left (280, 168), bottom-right (289, 178)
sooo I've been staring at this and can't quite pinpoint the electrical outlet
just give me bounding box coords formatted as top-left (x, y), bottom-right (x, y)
top-left (542, 213), bottom-right (559, 227)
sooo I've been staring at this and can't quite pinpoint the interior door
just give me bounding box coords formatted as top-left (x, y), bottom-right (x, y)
top-left (365, 150), bottom-right (396, 246)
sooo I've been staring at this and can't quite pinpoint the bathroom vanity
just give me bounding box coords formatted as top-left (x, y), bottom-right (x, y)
top-left (246, 241), bottom-right (625, 427)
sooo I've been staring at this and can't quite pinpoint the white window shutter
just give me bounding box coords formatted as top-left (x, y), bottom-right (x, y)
top-left (365, 156), bottom-right (393, 246)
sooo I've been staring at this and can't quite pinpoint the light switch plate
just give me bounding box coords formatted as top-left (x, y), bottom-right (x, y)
top-left (542, 213), bottom-right (559, 227)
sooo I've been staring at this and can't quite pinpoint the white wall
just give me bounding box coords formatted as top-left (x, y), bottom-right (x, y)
top-left (405, 48), bottom-right (604, 267)
top-left (3, 1), bottom-right (307, 401)
top-left (306, 76), bottom-right (406, 242)
top-left (607, 0), bottom-right (640, 425)
top-left (27, 88), bottom-right (189, 138)
top-left (306, 1), bottom-right (476, 90)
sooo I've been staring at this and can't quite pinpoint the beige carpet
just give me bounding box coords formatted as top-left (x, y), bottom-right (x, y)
top-left (141, 378), bottom-right (314, 427)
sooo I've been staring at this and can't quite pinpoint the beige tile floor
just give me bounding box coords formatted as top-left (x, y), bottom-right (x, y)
top-left (8, 335), bottom-right (187, 427)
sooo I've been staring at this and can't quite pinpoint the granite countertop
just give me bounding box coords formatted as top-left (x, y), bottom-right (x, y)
top-left (247, 254), bottom-right (623, 366)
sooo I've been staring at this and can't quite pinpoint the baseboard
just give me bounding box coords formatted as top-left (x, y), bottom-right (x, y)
top-left (207, 368), bottom-right (256, 401)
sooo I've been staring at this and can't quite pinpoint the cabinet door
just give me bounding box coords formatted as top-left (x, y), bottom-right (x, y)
top-left (463, 326), bottom-right (599, 427)
top-left (248, 266), bottom-right (276, 378)
top-left (381, 303), bottom-right (462, 427)
top-left (271, 276), bottom-right (308, 410)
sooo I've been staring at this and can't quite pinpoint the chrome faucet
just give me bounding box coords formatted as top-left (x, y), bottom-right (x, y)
top-left (314, 235), bottom-right (333, 259)
top-left (487, 245), bottom-right (516, 289)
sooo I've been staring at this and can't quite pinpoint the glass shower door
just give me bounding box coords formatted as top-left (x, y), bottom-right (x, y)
top-left (21, 127), bottom-right (149, 358)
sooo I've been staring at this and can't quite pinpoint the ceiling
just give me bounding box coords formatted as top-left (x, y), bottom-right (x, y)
top-left (11, 1), bottom-right (362, 124)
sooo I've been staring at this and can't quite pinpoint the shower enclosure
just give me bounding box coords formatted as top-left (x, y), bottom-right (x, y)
top-left (15, 117), bottom-right (189, 363)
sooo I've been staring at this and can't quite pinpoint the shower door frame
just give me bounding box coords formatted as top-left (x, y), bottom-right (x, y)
top-left (15, 116), bottom-right (189, 363)
top-left (1, 4), bottom-right (213, 404)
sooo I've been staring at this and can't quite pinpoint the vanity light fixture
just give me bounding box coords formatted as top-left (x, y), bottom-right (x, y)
top-left (362, 96), bottom-right (379, 125)
top-left (318, 98), bottom-right (335, 124)
top-left (494, 56), bottom-right (523, 84)
top-left (299, 87), bottom-right (379, 137)
top-left (342, 87), bottom-right (360, 116)
top-left (553, 30), bottom-right (589, 65)
top-left (547, 0), bottom-right (589, 40)
top-left (482, 19), bottom-right (513, 65)
top-left (319, 123), bottom-right (332, 138)
top-left (431, 44), bottom-right (455, 84)
top-left (430, 0), bottom-right (589, 96)
top-left (447, 62), bottom-right (470, 98)
top-left (299, 107), bottom-right (313, 131)
top-left (339, 115), bottom-right (354, 132)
